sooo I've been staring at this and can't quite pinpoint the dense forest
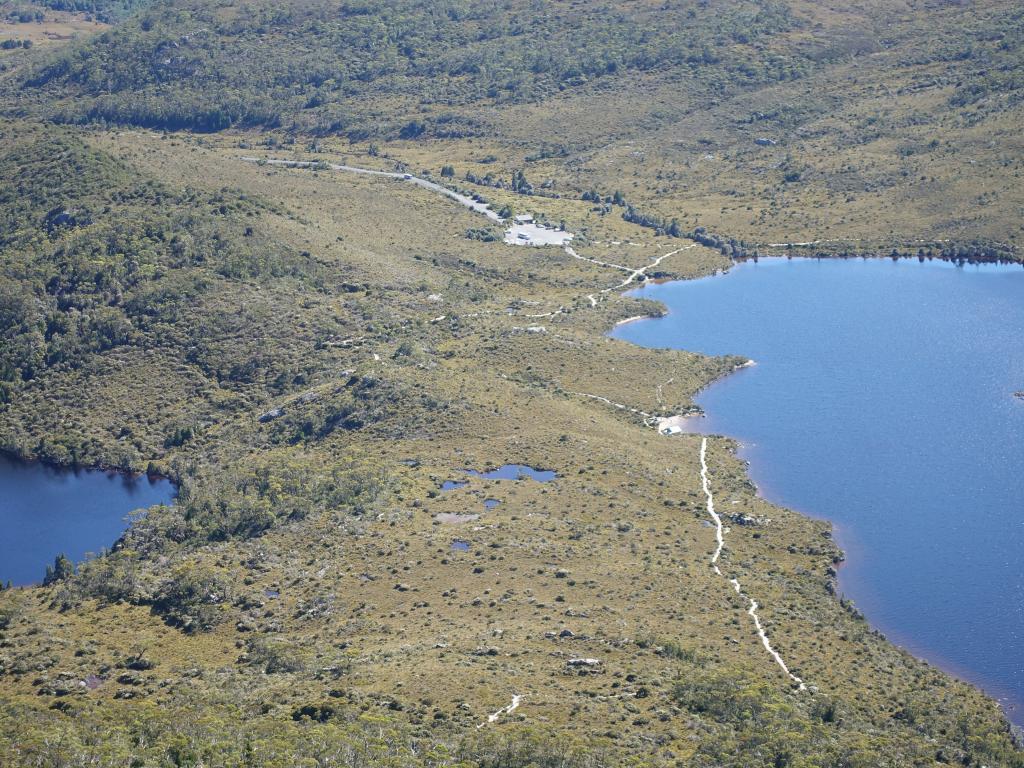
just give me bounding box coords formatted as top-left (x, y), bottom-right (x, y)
top-left (0, 122), bottom-right (317, 408)
top-left (13, 0), bottom-right (807, 133)
top-left (7, 0), bottom-right (1022, 140)
top-left (36, 0), bottom-right (149, 22)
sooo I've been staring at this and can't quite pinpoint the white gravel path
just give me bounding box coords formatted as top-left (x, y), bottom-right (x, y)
top-left (700, 437), bottom-right (807, 690)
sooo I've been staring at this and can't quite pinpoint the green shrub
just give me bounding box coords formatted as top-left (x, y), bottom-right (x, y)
top-left (151, 564), bottom-right (228, 632)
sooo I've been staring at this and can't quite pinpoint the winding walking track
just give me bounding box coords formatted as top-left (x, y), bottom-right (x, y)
top-left (243, 156), bottom-right (691, 305)
top-left (700, 437), bottom-right (807, 690)
top-left (245, 156), bottom-right (808, 707)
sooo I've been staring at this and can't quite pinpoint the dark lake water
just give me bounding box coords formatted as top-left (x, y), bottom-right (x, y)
top-left (0, 453), bottom-right (176, 586)
top-left (613, 256), bottom-right (1024, 725)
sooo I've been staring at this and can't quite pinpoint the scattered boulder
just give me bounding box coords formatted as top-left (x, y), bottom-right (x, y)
top-left (728, 512), bottom-right (770, 527)
top-left (258, 408), bottom-right (285, 423)
top-left (82, 675), bottom-right (104, 691)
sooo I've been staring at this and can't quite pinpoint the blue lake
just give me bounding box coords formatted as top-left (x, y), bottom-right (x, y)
top-left (0, 453), bottom-right (176, 586)
top-left (613, 256), bottom-right (1024, 725)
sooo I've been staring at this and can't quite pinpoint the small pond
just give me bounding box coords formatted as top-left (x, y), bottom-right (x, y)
top-left (465, 464), bottom-right (556, 482)
top-left (439, 465), bottom-right (557, 495)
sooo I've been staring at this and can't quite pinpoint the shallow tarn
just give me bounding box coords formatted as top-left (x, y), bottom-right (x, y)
top-left (435, 464), bottom-right (556, 522)
top-left (464, 464), bottom-right (557, 482)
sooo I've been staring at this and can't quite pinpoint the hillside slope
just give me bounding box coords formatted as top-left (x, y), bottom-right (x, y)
top-left (6, 0), bottom-right (1023, 253)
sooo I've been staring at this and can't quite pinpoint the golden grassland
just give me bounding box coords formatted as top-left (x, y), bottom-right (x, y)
top-left (0, 0), bottom-right (1022, 759)
top-left (0, 8), bottom-right (106, 52)
top-left (1, 125), bottom-right (1021, 765)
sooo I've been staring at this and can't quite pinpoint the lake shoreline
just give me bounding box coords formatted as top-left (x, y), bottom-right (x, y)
top-left (0, 451), bottom-right (178, 587)
top-left (732, 438), bottom-right (1024, 736)
top-left (753, 246), bottom-right (1022, 267)
top-left (609, 257), bottom-right (1024, 734)
top-left (0, 446), bottom-right (176, 487)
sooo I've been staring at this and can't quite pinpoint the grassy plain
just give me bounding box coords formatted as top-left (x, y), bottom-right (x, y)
top-left (0, 0), bottom-right (1022, 764)
top-left (0, 125), bottom-right (1019, 765)
top-left (0, 11), bottom-right (105, 52)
